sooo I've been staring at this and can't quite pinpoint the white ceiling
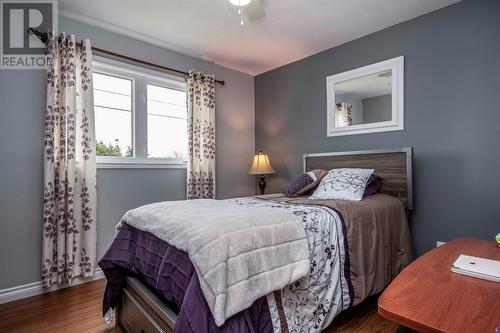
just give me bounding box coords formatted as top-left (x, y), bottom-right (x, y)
top-left (59, 0), bottom-right (461, 75)
top-left (336, 71), bottom-right (392, 99)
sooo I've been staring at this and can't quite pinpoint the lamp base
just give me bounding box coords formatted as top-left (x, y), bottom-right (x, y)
top-left (258, 175), bottom-right (267, 195)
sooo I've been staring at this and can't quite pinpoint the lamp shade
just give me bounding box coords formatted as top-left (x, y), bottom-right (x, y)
top-left (248, 151), bottom-right (275, 175)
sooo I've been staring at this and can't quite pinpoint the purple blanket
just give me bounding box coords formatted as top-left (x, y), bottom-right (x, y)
top-left (99, 224), bottom-right (273, 333)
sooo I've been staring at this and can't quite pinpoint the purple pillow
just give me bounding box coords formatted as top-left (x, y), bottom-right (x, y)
top-left (283, 169), bottom-right (327, 198)
top-left (364, 174), bottom-right (382, 197)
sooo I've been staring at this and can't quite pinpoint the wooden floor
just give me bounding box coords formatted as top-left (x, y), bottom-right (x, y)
top-left (325, 296), bottom-right (398, 333)
top-left (0, 279), bottom-right (397, 333)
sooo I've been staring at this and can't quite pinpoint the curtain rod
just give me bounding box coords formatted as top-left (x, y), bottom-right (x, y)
top-left (28, 28), bottom-right (225, 85)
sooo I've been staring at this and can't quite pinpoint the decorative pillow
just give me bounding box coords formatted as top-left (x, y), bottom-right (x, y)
top-left (283, 169), bottom-right (327, 198)
top-left (309, 168), bottom-right (374, 201)
top-left (363, 174), bottom-right (383, 197)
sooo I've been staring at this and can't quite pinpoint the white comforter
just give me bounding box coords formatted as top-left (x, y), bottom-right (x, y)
top-left (118, 198), bottom-right (310, 326)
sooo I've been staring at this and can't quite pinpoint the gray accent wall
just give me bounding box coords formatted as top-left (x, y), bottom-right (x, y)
top-left (336, 94), bottom-right (363, 125)
top-left (362, 95), bottom-right (391, 124)
top-left (0, 16), bottom-right (254, 289)
top-left (255, 0), bottom-right (500, 256)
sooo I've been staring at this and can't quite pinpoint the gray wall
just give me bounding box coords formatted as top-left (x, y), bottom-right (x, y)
top-left (255, 0), bottom-right (500, 257)
top-left (362, 94), bottom-right (391, 124)
top-left (336, 94), bottom-right (363, 125)
top-left (0, 16), bottom-right (255, 289)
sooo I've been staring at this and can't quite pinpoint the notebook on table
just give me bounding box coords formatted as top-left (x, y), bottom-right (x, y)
top-left (451, 255), bottom-right (500, 283)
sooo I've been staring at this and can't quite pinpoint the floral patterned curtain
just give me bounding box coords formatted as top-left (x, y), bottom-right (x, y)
top-left (336, 102), bottom-right (353, 127)
top-left (186, 71), bottom-right (216, 199)
top-left (42, 34), bottom-right (97, 287)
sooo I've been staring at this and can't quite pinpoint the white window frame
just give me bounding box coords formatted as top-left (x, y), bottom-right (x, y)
top-left (93, 57), bottom-right (187, 169)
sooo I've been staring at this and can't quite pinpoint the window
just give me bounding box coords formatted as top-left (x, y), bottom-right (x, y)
top-left (94, 73), bottom-right (133, 157)
top-left (93, 59), bottom-right (187, 168)
top-left (146, 84), bottom-right (187, 159)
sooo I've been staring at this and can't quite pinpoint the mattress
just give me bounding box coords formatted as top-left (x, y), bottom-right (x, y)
top-left (262, 193), bottom-right (413, 305)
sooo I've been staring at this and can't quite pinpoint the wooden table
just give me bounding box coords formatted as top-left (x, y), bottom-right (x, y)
top-left (378, 238), bottom-right (500, 333)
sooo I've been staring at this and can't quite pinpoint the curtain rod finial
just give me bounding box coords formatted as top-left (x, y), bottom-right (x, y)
top-left (27, 28), bottom-right (49, 44)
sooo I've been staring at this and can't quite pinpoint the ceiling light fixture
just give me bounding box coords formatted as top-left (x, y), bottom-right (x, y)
top-left (228, 0), bottom-right (252, 25)
top-left (228, 0), bottom-right (252, 6)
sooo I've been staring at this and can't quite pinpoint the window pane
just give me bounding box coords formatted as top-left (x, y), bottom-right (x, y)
top-left (147, 84), bottom-right (185, 105)
top-left (147, 115), bottom-right (187, 159)
top-left (93, 72), bottom-right (133, 157)
top-left (94, 89), bottom-right (131, 111)
top-left (93, 72), bottom-right (132, 96)
top-left (95, 107), bottom-right (132, 157)
top-left (147, 84), bottom-right (187, 159)
top-left (147, 100), bottom-right (186, 119)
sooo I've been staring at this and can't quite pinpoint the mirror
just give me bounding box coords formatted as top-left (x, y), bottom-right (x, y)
top-left (335, 70), bottom-right (392, 127)
top-left (326, 56), bottom-right (404, 136)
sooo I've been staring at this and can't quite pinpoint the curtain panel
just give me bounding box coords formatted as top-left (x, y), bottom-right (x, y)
top-left (186, 71), bottom-right (216, 199)
top-left (42, 34), bottom-right (97, 287)
top-left (336, 102), bottom-right (353, 128)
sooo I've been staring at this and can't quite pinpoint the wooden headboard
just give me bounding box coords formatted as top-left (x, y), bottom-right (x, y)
top-left (303, 148), bottom-right (413, 210)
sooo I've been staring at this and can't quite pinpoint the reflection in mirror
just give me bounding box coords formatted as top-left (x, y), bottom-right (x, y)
top-left (334, 70), bottom-right (392, 128)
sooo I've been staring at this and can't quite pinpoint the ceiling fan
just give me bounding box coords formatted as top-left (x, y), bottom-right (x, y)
top-left (227, 0), bottom-right (266, 25)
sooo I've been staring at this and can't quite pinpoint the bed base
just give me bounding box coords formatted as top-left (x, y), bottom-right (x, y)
top-left (116, 276), bottom-right (178, 333)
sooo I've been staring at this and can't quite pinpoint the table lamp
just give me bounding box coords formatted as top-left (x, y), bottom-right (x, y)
top-left (248, 151), bottom-right (275, 195)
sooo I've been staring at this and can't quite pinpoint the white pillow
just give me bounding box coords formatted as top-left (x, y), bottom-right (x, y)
top-left (309, 168), bottom-right (374, 201)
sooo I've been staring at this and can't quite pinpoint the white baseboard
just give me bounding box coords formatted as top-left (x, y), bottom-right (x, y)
top-left (0, 268), bottom-right (104, 305)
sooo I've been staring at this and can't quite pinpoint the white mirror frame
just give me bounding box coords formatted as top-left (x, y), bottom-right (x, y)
top-left (326, 56), bottom-right (404, 137)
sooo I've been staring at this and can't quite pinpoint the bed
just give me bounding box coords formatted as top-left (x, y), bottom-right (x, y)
top-left (99, 148), bottom-right (413, 333)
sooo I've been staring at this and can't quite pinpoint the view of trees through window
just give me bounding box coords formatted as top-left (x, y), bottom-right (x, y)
top-left (93, 67), bottom-right (188, 161)
top-left (96, 139), bottom-right (132, 157)
top-left (93, 72), bottom-right (133, 157)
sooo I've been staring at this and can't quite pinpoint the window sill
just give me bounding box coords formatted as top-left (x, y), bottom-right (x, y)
top-left (97, 159), bottom-right (187, 170)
